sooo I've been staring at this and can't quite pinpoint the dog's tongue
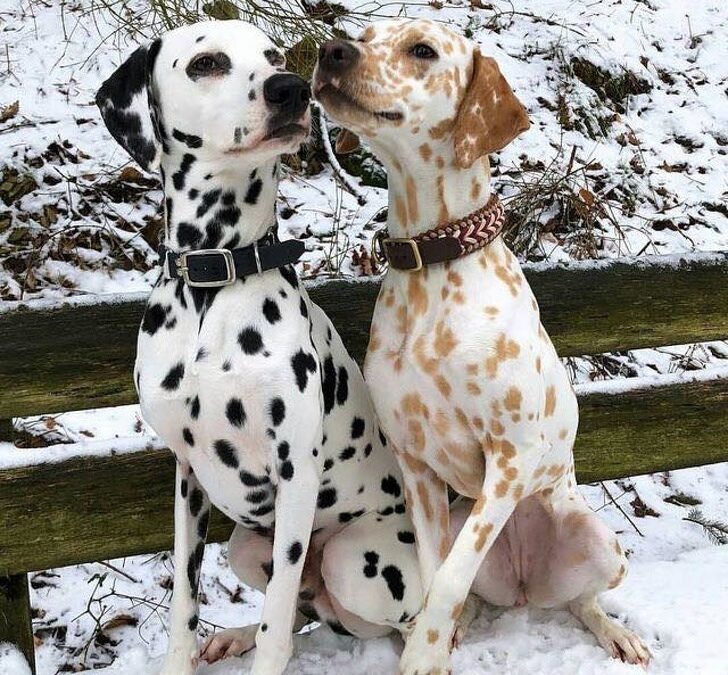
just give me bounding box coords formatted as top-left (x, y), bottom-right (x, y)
top-left (335, 128), bottom-right (360, 154)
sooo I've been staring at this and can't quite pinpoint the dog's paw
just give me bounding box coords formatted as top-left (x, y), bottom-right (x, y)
top-left (198, 626), bottom-right (258, 664)
top-left (598, 623), bottom-right (652, 668)
top-left (399, 626), bottom-right (452, 675)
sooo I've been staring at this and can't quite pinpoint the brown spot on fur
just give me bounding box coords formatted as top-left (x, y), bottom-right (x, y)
top-left (427, 629), bottom-right (440, 644)
top-left (417, 481), bottom-right (433, 520)
top-left (408, 274), bottom-right (429, 316)
top-left (513, 483), bottom-right (524, 500)
top-left (395, 195), bottom-right (408, 226)
top-left (467, 381), bottom-right (482, 396)
top-left (434, 320), bottom-right (457, 357)
top-left (419, 143), bottom-right (433, 162)
top-left (495, 480), bottom-right (509, 498)
top-left (405, 173), bottom-right (419, 224)
top-left (474, 522), bottom-right (494, 552)
top-left (503, 386), bottom-right (522, 411)
top-left (435, 374), bottom-right (452, 398)
top-left (484, 334), bottom-right (520, 378)
top-left (544, 385), bottom-right (557, 417)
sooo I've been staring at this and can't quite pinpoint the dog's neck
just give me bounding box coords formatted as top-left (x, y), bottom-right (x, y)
top-left (377, 144), bottom-right (492, 239)
top-left (160, 151), bottom-right (279, 252)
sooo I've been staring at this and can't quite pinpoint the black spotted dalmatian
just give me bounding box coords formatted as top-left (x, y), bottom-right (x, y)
top-left (95, 20), bottom-right (424, 675)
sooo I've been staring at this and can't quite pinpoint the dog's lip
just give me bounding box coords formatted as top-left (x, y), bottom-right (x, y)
top-left (263, 122), bottom-right (308, 141)
top-left (314, 82), bottom-right (403, 122)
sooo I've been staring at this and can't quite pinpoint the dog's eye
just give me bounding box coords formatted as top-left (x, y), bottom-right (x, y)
top-left (410, 43), bottom-right (438, 60)
top-left (186, 52), bottom-right (231, 79)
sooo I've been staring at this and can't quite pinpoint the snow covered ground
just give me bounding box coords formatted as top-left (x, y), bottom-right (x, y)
top-left (1, 0), bottom-right (726, 673)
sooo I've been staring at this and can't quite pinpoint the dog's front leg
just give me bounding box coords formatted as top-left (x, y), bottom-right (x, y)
top-left (159, 461), bottom-right (210, 675)
top-left (250, 460), bottom-right (320, 675)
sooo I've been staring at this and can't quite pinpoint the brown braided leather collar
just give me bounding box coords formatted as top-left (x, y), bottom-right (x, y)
top-left (373, 194), bottom-right (505, 271)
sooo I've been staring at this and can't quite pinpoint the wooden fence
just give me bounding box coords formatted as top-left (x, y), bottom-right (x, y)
top-left (1, 252), bottom-right (727, 672)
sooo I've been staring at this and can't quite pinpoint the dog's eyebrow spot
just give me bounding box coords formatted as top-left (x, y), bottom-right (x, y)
top-left (173, 58), bottom-right (178, 68)
top-left (264, 48), bottom-right (284, 66)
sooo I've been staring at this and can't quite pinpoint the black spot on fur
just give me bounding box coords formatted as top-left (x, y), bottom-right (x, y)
top-left (261, 623), bottom-right (268, 632)
top-left (177, 222), bottom-right (203, 248)
top-left (172, 153), bottom-right (196, 191)
top-left (381, 565), bottom-right (405, 601)
top-left (196, 189), bottom-right (221, 218)
top-left (248, 89), bottom-right (257, 101)
top-left (189, 488), bottom-right (203, 517)
top-left (188, 614), bottom-right (199, 631)
top-left (187, 541), bottom-right (204, 596)
top-left (291, 350), bottom-right (317, 391)
top-left (351, 417), bottom-right (365, 439)
top-left (395, 503), bottom-right (406, 514)
top-left (378, 428), bottom-right (388, 446)
top-left (180, 478), bottom-right (188, 498)
top-left (251, 503), bottom-right (274, 517)
top-left (364, 443), bottom-right (372, 457)
top-left (299, 297), bottom-right (308, 318)
top-left (263, 298), bottom-right (281, 324)
top-left (397, 531), bottom-right (415, 544)
top-left (239, 327), bottom-right (264, 354)
top-left (323, 458), bottom-right (334, 472)
top-left (182, 427), bottom-right (195, 446)
top-left (246, 489), bottom-right (268, 504)
top-left (328, 621), bottom-right (353, 636)
top-left (198, 509), bottom-right (210, 539)
top-left (317, 487), bottom-right (337, 508)
top-left (141, 303), bottom-right (168, 335)
top-left (244, 176), bottom-right (263, 205)
top-left (190, 395), bottom-right (200, 419)
top-left (321, 355), bottom-right (336, 414)
top-left (172, 128), bottom-right (203, 149)
top-left (188, 188), bottom-right (199, 200)
top-left (287, 541), bottom-right (303, 564)
top-left (363, 551), bottom-right (379, 578)
top-left (336, 367), bottom-right (349, 405)
top-left (277, 442), bottom-right (290, 460)
top-left (279, 460), bottom-right (294, 480)
top-left (214, 439), bottom-right (239, 468)
top-left (226, 398), bottom-right (246, 428)
top-left (270, 397), bottom-right (286, 427)
top-left (195, 347), bottom-right (208, 362)
top-left (339, 509), bottom-right (364, 524)
top-left (240, 470), bottom-right (269, 487)
top-left (279, 264), bottom-right (298, 289)
top-left (339, 446), bottom-right (356, 461)
top-left (381, 475), bottom-right (402, 499)
top-left (161, 362), bottom-right (185, 390)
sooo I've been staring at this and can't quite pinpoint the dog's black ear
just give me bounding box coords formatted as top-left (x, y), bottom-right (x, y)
top-left (96, 39), bottom-right (163, 172)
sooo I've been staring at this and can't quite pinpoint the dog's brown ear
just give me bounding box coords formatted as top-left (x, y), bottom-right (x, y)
top-left (335, 128), bottom-right (361, 154)
top-left (453, 50), bottom-right (530, 169)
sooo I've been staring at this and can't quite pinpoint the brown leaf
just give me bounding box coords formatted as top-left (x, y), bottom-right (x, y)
top-left (335, 128), bottom-right (360, 154)
top-left (0, 101), bottom-right (19, 123)
top-left (578, 188), bottom-right (595, 207)
top-left (102, 614), bottom-right (139, 632)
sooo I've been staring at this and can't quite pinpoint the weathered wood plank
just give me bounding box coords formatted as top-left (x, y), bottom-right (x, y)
top-left (0, 574), bottom-right (36, 674)
top-left (0, 253), bottom-right (726, 419)
top-left (0, 374), bottom-right (725, 576)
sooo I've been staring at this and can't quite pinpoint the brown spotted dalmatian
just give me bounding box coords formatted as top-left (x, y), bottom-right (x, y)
top-left (95, 20), bottom-right (425, 675)
top-left (314, 19), bottom-right (651, 675)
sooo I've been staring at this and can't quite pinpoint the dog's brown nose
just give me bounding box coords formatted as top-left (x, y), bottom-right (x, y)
top-left (318, 40), bottom-right (359, 74)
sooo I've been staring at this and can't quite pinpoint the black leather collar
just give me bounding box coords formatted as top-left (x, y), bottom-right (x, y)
top-left (160, 236), bottom-right (305, 287)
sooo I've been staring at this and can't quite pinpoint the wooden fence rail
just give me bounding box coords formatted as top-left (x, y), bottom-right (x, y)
top-left (1, 251), bottom-right (727, 673)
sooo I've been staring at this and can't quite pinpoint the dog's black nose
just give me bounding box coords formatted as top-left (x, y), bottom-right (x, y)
top-left (318, 40), bottom-right (359, 74)
top-left (263, 73), bottom-right (311, 116)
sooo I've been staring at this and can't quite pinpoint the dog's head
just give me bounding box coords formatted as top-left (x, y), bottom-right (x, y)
top-left (313, 19), bottom-right (529, 169)
top-left (96, 20), bottom-right (311, 172)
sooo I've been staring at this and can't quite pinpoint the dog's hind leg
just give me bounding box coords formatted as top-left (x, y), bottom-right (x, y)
top-left (159, 460), bottom-right (211, 675)
top-left (322, 511), bottom-right (423, 636)
top-left (526, 483), bottom-right (651, 666)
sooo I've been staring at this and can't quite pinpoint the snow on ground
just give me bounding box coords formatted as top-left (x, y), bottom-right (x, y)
top-left (0, 461), bottom-right (721, 674)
